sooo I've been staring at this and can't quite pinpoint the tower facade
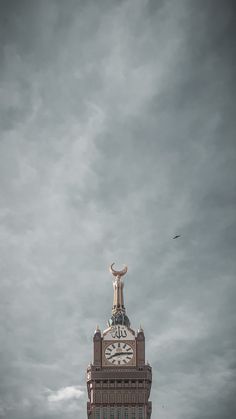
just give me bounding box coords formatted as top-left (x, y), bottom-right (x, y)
top-left (87, 264), bottom-right (152, 418)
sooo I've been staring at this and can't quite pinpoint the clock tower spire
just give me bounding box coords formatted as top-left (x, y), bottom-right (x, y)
top-left (108, 263), bottom-right (130, 328)
top-left (86, 264), bottom-right (152, 418)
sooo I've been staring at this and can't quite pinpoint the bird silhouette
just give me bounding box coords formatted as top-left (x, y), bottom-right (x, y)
top-left (173, 235), bottom-right (181, 239)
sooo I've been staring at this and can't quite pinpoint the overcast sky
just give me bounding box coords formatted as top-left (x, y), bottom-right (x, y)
top-left (0, 0), bottom-right (236, 418)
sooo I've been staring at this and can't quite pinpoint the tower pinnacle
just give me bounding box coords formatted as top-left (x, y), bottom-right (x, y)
top-left (108, 263), bottom-right (130, 328)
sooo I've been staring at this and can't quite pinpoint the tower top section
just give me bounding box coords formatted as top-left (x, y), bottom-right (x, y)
top-left (108, 263), bottom-right (130, 328)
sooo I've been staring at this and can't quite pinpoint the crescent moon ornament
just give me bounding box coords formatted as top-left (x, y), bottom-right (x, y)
top-left (109, 263), bottom-right (128, 277)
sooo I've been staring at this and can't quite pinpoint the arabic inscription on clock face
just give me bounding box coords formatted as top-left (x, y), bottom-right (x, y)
top-left (103, 325), bottom-right (135, 341)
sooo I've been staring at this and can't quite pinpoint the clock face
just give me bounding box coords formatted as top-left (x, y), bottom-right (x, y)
top-left (105, 342), bottom-right (134, 365)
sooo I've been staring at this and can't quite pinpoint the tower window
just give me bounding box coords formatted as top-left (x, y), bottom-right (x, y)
top-left (131, 406), bottom-right (136, 419)
top-left (102, 407), bottom-right (107, 419)
top-left (138, 406), bottom-right (143, 418)
top-left (117, 407), bottom-right (121, 419)
top-left (110, 407), bottom-right (114, 419)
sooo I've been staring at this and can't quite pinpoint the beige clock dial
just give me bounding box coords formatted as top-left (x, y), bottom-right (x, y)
top-left (105, 342), bottom-right (134, 365)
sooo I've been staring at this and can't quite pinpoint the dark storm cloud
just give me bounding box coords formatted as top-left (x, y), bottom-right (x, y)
top-left (0, 0), bottom-right (236, 418)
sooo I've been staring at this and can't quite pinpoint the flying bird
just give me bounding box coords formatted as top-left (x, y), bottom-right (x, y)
top-left (173, 235), bottom-right (181, 239)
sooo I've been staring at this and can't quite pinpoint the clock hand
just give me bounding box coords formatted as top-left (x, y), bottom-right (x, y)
top-left (107, 351), bottom-right (132, 360)
top-left (107, 353), bottom-right (123, 360)
top-left (119, 352), bottom-right (132, 356)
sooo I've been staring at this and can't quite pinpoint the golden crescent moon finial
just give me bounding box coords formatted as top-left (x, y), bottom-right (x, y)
top-left (109, 263), bottom-right (128, 277)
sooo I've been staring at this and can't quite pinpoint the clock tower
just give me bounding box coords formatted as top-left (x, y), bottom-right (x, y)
top-left (86, 264), bottom-right (152, 418)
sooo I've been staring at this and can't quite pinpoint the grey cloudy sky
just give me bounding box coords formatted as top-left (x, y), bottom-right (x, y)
top-left (0, 0), bottom-right (236, 418)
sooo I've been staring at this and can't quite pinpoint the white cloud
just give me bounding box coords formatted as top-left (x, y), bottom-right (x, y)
top-left (47, 386), bottom-right (85, 403)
